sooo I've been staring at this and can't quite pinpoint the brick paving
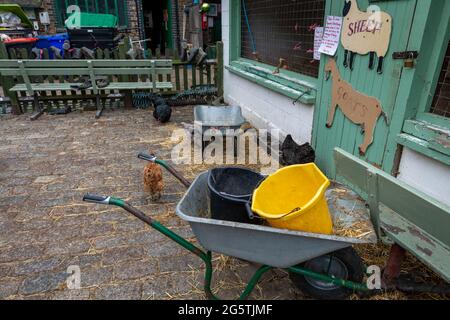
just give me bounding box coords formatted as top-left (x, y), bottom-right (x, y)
top-left (0, 108), bottom-right (299, 300)
top-left (1, 108), bottom-right (446, 301)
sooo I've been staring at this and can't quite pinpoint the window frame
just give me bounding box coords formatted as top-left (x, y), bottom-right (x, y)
top-left (226, 0), bottom-right (323, 105)
top-left (53, 0), bottom-right (129, 29)
top-left (395, 0), bottom-right (450, 166)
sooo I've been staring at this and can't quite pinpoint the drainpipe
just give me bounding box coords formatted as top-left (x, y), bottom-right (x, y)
top-left (174, 0), bottom-right (181, 54)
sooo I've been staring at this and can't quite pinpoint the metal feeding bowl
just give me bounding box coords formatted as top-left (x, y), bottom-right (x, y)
top-left (194, 105), bottom-right (246, 136)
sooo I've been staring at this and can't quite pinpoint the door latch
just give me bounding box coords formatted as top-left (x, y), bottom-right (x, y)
top-left (393, 51), bottom-right (419, 68)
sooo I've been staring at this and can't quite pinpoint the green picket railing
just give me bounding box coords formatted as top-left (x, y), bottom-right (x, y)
top-left (0, 39), bottom-right (223, 115)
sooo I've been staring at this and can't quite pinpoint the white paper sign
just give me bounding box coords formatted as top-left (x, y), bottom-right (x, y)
top-left (319, 16), bottom-right (343, 56)
top-left (313, 27), bottom-right (324, 60)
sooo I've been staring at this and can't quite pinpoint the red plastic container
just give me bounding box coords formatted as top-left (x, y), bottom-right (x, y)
top-left (4, 37), bottom-right (38, 57)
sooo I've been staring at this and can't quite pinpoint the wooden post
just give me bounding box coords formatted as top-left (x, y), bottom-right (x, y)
top-left (119, 38), bottom-right (133, 109)
top-left (0, 43), bottom-right (21, 114)
top-left (216, 41), bottom-right (224, 98)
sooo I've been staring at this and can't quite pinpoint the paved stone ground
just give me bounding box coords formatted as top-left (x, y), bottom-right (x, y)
top-left (0, 108), bottom-right (447, 300)
top-left (0, 107), bottom-right (302, 300)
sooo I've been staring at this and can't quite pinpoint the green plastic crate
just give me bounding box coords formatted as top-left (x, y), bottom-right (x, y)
top-left (65, 12), bottom-right (118, 29)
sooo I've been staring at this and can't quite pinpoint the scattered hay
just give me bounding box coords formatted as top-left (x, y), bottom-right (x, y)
top-left (334, 219), bottom-right (374, 240)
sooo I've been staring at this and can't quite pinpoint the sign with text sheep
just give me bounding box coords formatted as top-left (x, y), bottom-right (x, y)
top-left (341, 0), bottom-right (392, 74)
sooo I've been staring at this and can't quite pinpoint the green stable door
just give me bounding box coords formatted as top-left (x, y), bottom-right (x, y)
top-left (313, 0), bottom-right (419, 178)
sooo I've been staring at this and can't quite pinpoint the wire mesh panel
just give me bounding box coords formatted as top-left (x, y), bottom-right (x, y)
top-left (241, 0), bottom-right (325, 78)
top-left (430, 41), bottom-right (450, 118)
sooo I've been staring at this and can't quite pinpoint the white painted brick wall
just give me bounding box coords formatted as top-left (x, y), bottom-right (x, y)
top-left (398, 148), bottom-right (450, 206)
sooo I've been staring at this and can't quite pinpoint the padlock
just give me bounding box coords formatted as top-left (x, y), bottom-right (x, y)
top-left (404, 52), bottom-right (415, 68)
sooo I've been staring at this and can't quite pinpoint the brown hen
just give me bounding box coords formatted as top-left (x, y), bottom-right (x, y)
top-left (143, 162), bottom-right (164, 201)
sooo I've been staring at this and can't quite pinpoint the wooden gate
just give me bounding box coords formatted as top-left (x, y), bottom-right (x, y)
top-left (312, 0), bottom-right (419, 177)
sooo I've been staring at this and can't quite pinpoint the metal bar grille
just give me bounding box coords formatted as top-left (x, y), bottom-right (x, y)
top-left (430, 41), bottom-right (450, 118)
top-left (241, 0), bottom-right (325, 78)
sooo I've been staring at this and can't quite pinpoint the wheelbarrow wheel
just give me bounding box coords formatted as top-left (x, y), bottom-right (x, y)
top-left (289, 247), bottom-right (364, 300)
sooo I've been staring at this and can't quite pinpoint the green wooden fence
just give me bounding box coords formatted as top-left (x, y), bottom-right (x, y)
top-left (0, 40), bottom-right (224, 115)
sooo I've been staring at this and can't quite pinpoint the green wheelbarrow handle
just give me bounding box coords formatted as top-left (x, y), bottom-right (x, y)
top-left (82, 194), bottom-right (369, 299)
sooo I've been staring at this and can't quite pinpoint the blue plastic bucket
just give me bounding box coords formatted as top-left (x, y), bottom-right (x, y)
top-left (36, 33), bottom-right (68, 59)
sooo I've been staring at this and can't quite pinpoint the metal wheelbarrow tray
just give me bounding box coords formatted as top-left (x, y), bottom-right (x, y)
top-left (84, 153), bottom-right (379, 300)
top-left (194, 105), bottom-right (246, 135)
top-left (177, 172), bottom-right (377, 269)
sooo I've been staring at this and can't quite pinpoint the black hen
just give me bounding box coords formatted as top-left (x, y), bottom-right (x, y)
top-left (280, 135), bottom-right (316, 166)
top-left (153, 103), bottom-right (172, 123)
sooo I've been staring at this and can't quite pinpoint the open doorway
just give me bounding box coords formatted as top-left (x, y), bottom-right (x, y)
top-left (142, 0), bottom-right (170, 54)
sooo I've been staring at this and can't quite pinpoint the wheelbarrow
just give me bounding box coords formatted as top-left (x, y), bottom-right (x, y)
top-left (83, 153), bottom-right (378, 300)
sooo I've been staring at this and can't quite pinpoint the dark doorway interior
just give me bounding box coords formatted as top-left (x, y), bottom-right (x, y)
top-left (142, 0), bottom-right (166, 54)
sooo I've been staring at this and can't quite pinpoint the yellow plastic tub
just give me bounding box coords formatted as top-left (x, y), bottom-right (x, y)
top-left (251, 163), bottom-right (333, 234)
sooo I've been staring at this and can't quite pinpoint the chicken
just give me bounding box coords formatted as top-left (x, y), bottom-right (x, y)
top-left (152, 97), bottom-right (172, 123)
top-left (143, 162), bottom-right (164, 201)
top-left (153, 103), bottom-right (172, 123)
top-left (280, 135), bottom-right (316, 166)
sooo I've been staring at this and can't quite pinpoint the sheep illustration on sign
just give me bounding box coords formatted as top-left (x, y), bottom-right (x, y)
top-left (341, 0), bottom-right (392, 74)
top-left (325, 58), bottom-right (388, 155)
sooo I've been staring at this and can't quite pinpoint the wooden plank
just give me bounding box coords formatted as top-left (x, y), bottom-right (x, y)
top-left (334, 147), bottom-right (450, 244)
top-left (396, 133), bottom-right (450, 166)
top-left (175, 64), bottom-right (181, 91)
top-left (0, 43), bottom-right (20, 114)
top-left (0, 59), bottom-right (172, 68)
top-left (206, 64), bottom-right (212, 85)
top-left (10, 82), bottom-right (173, 91)
top-left (183, 65), bottom-right (189, 90)
top-left (118, 41), bottom-right (132, 108)
top-left (192, 65), bottom-right (197, 87)
top-left (199, 65), bottom-right (204, 85)
top-left (18, 61), bottom-right (33, 95)
top-left (40, 48), bottom-right (52, 112)
top-left (380, 206), bottom-right (450, 282)
top-left (0, 67), bottom-right (172, 77)
top-left (403, 119), bottom-right (450, 156)
top-left (378, 174), bottom-right (450, 246)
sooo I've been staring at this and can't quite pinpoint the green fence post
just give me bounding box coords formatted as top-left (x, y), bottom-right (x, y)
top-left (119, 38), bottom-right (133, 108)
top-left (0, 43), bottom-right (21, 114)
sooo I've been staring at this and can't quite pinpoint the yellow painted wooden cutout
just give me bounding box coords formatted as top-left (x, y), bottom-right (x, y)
top-left (325, 58), bottom-right (388, 155)
top-left (341, 0), bottom-right (392, 73)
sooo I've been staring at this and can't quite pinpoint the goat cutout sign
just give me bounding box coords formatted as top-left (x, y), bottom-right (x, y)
top-left (341, 0), bottom-right (392, 73)
top-left (325, 58), bottom-right (388, 155)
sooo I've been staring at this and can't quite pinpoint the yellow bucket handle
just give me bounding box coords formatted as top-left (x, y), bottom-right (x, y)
top-left (246, 199), bottom-right (302, 221)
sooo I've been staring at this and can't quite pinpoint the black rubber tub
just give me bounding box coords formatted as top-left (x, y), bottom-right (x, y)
top-left (68, 28), bottom-right (118, 49)
top-left (207, 167), bottom-right (265, 224)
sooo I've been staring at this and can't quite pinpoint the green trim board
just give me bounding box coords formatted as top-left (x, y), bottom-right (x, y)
top-left (9, 82), bottom-right (173, 92)
top-left (226, 64), bottom-right (316, 105)
top-left (402, 119), bottom-right (450, 157)
top-left (227, 0), bottom-right (318, 103)
top-left (334, 147), bottom-right (450, 282)
top-left (396, 134), bottom-right (450, 166)
top-left (407, 2), bottom-right (450, 121)
top-left (390, 0), bottom-right (450, 165)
